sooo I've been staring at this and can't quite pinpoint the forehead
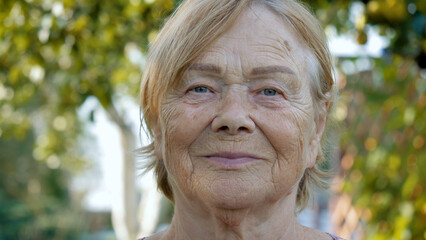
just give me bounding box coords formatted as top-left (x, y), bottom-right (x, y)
top-left (193, 4), bottom-right (306, 70)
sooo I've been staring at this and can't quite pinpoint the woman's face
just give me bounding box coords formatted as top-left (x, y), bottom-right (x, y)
top-left (156, 5), bottom-right (324, 211)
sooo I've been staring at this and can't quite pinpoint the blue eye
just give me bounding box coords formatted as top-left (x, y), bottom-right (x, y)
top-left (261, 89), bottom-right (277, 96)
top-left (193, 86), bottom-right (210, 93)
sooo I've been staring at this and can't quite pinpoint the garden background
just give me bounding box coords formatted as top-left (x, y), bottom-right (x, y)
top-left (0, 0), bottom-right (425, 239)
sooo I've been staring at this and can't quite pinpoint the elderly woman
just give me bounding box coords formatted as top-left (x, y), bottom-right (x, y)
top-left (139, 0), bottom-right (342, 239)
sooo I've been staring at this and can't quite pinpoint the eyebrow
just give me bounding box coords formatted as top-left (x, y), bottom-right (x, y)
top-left (187, 63), bottom-right (222, 74)
top-left (187, 63), bottom-right (296, 77)
top-left (251, 65), bottom-right (296, 76)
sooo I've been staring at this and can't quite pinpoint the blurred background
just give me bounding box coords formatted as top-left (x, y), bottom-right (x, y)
top-left (0, 0), bottom-right (425, 239)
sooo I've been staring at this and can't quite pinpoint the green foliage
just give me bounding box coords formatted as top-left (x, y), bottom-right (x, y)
top-left (317, 1), bottom-right (426, 239)
top-left (338, 56), bottom-right (425, 239)
top-left (1, 0), bottom-right (175, 157)
top-left (301, 0), bottom-right (425, 239)
top-left (0, 131), bottom-right (82, 239)
top-left (1, 0), bottom-right (425, 238)
top-left (0, 0), bottom-right (175, 238)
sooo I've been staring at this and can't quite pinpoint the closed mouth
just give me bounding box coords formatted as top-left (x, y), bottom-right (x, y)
top-left (205, 152), bottom-right (261, 167)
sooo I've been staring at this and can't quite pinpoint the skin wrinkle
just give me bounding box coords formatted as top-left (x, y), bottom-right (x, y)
top-left (249, 2), bottom-right (297, 62)
top-left (252, 41), bottom-right (306, 107)
top-left (162, 104), bottom-right (197, 195)
top-left (250, 65), bottom-right (295, 76)
top-left (188, 63), bottom-right (222, 74)
top-left (188, 49), bottom-right (228, 78)
top-left (244, 9), bottom-right (306, 80)
top-left (186, 43), bottom-right (302, 96)
top-left (263, 3), bottom-right (313, 81)
top-left (249, 38), bottom-right (290, 60)
top-left (283, 40), bottom-right (292, 52)
top-left (269, 129), bottom-right (295, 187)
top-left (152, 4), bottom-right (331, 240)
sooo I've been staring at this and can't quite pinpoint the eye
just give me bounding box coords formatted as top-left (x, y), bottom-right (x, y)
top-left (260, 89), bottom-right (278, 96)
top-left (192, 86), bottom-right (211, 93)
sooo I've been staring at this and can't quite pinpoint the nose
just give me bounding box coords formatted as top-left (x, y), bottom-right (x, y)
top-left (211, 91), bottom-right (255, 135)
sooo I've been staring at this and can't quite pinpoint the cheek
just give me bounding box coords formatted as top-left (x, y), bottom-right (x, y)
top-left (163, 101), bottom-right (214, 144)
top-left (161, 101), bottom-right (215, 180)
top-left (254, 108), bottom-right (311, 187)
top-left (256, 108), bottom-right (305, 157)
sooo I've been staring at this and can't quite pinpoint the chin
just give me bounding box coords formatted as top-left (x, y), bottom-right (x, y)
top-left (197, 176), bottom-right (267, 210)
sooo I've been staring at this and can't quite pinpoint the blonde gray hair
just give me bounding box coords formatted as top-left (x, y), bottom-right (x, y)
top-left (139, 0), bottom-right (336, 211)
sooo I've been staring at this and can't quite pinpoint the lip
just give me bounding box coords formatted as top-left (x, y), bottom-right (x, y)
top-left (205, 152), bottom-right (261, 168)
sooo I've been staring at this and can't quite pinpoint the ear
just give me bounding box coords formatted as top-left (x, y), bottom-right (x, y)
top-left (307, 101), bottom-right (329, 168)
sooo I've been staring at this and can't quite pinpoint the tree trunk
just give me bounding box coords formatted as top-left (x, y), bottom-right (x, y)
top-left (138, 175), bottom-right (162, 237)
top-left (106, 104), bottom-right (139, 240)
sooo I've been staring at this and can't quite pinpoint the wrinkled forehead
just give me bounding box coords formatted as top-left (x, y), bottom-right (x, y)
top-left (219, 3), bottom-right (300, 44)
top-left (186, 4), bottom-right (309, 78)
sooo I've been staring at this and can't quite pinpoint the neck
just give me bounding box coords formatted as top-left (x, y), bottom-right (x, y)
top-left (162, 190), bottom-right (304, 240)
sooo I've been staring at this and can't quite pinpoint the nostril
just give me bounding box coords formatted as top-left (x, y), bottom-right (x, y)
top-left (238, 126), bottom-right (247, 131)
top-left (219, 126), bottom-right (228, 131)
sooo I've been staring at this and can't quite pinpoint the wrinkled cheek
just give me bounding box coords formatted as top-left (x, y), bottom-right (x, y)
top-left (160, 103), bottom-right (211, 191)
top-left (267, 120), bottom-right (307, 195)
top-left (270, 148), bottom-right (305, 197)
top-left (164, 144), bottom-right (194, 191)
top-left (167, 139), bottom-right (195, 188)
